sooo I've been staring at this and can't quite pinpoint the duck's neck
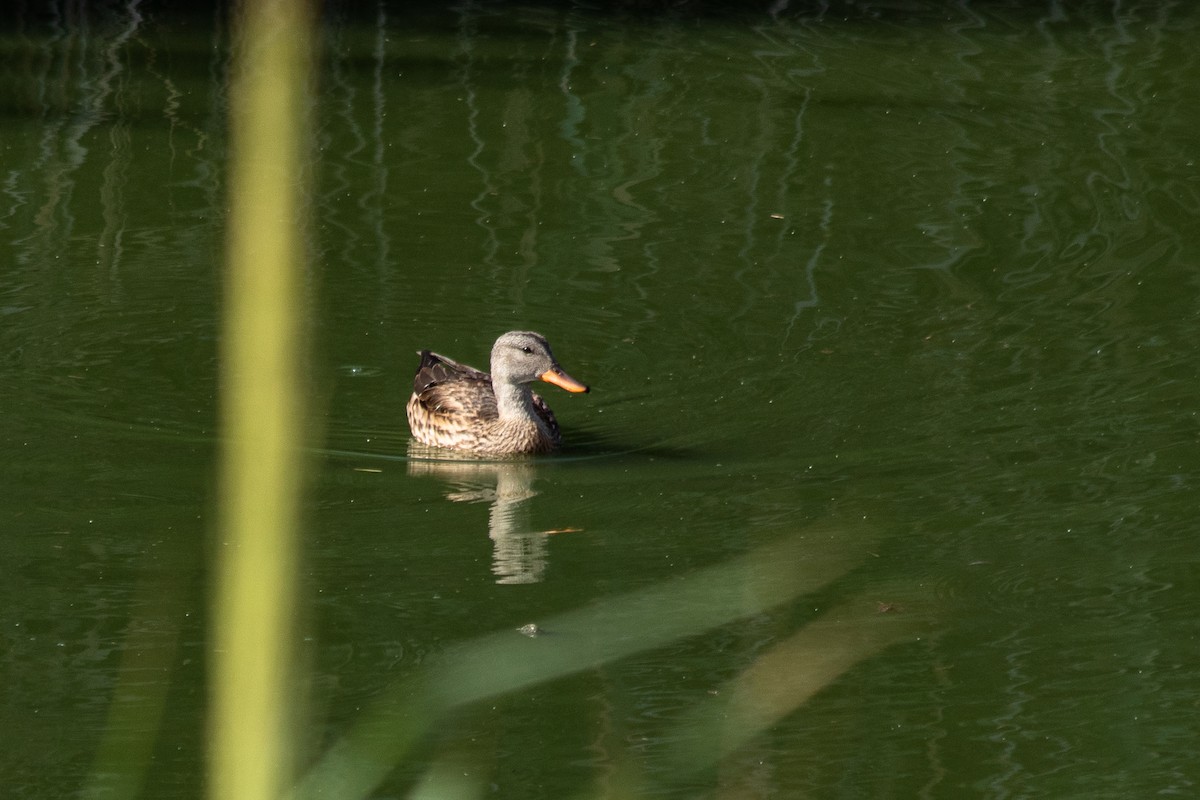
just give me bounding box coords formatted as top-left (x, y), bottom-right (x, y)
top-left (493, 377), bottom-right (537, 421)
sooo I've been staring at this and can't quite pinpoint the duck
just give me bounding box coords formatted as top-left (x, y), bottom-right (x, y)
top-left (406, 330), bottom-right (590, 455)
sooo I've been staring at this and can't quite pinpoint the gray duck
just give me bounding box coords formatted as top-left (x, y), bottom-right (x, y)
top-left (406, 331), bottom-right (590, 455)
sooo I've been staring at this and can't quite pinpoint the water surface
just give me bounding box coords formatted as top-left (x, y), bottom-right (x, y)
top-left (2, 2), bottom-right (1199, 798)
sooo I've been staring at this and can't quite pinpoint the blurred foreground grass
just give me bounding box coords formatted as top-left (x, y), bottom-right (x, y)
top-left (288, 517), bottom-right (926, 799)
top-left (211, 1), bottom-right (314, 799)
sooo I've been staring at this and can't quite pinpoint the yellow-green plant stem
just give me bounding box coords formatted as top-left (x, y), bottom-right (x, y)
top-left (211, 1), bottom-right (313, 799)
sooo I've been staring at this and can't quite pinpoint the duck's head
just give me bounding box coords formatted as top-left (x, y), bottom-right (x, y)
top-left (490, 330), bottom-right (590, 393)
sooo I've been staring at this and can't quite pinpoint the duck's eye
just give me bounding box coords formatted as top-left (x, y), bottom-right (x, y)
top-left (521, 346), bottom-right (533, 354)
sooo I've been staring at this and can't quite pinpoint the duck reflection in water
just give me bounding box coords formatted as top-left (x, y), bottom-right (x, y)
top-left (407, 447), bottom-right (574, 584)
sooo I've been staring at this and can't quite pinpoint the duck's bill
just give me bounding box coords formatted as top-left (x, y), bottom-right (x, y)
top-left (540, 367), bottom-right (590, 393)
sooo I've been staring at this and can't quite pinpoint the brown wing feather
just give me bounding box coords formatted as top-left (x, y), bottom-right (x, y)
top-left (412, 350), bottom-right (490, 392)
top-left (412, 350), bottom-right (498, 420)
top-left (530, 392), bottom-right (561, 443)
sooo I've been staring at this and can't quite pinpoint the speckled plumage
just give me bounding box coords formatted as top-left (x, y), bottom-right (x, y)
top-left (406, 331), bottom-right (589, 455)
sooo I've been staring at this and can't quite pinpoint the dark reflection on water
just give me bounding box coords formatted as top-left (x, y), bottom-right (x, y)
top-left (405, 449), bottom-right (548, 584)
top-left (3, 1), bottom-right (1200, 797)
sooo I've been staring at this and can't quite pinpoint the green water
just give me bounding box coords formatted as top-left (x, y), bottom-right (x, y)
top-left (3, 2), bottom-right (1199, 797)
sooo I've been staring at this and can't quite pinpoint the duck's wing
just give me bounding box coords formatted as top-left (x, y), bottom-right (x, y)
top-left (412, 350), bottom-right (498, 420)
top-left (530, 391), bottom-right (562, 444)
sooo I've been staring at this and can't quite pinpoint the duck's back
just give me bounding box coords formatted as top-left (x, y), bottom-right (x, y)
top-left (411, 350), bottom-right (499, 420)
